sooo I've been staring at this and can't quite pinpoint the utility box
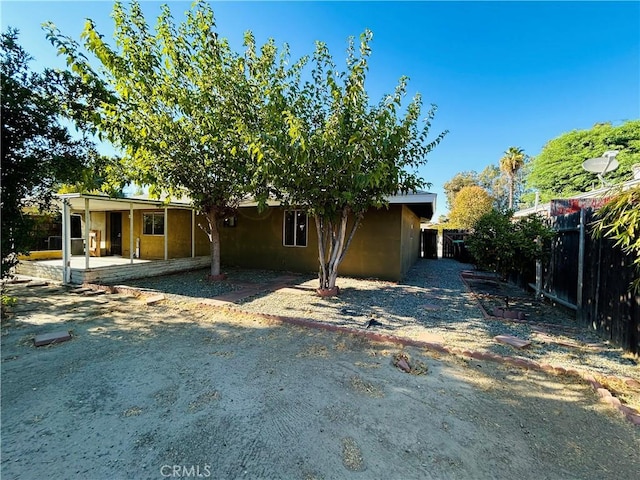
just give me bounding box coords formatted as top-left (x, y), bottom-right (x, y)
top-left (70, 238), bottom-right (84, 256)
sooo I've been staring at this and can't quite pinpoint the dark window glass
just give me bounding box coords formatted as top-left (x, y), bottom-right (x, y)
top-left (296, 211), bottom-right (307, 246)
top-left (284, 210), bottom-right (307, 247)
top-left (153, 213), bottom-right (164, 235)
top-left (143, 213), bottom-right (164, 235)
top-left (143, 214), bottom-right (154, 235)
top-left (284, 211), bottom-right (295, 246)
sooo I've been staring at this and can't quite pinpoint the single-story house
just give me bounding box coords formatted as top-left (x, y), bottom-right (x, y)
top-left (16, 191), bottom-right (436, 284)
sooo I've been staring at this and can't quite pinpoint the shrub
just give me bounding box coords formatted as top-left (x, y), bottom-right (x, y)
top-left (466, 209), bottom-right (553, 280)
top-left (591, 185), bottom-right (640, 293)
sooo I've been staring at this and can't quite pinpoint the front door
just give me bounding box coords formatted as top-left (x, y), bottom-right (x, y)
top-left (110, 212), bottom-right (122, 256)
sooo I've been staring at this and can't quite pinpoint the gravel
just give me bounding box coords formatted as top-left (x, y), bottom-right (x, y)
top-left (119, 259), bottom-right (639, 384)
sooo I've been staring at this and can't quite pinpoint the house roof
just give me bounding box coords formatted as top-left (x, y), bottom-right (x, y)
top-left (56, 193), bottom-right (192, 212)
top-left (57, 191), bottom-right (437, 220)
top-left (388, 192), bottom-right (436, 220)
top-left (512, 178), bottom-right (640, 218)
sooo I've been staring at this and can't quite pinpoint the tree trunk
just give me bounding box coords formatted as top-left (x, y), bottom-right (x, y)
top-left (315, 208), bottom-right (362, 295)
top-left (508, 176), bottom-right (514, 210)
top-left (203, 206), bottom-right (223, 279)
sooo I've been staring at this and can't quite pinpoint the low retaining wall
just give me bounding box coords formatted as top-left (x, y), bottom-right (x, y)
top-left (17, 256), bottom-right (212, 285)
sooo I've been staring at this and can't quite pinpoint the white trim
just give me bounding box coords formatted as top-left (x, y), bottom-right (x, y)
top-left (283, 210), bottom-right (308, 247)
top-left (164, 207), bottom-right (168, 261)
top-left (61, 200), bottom-right (71, 284)
top-left (142, 211), bottom-right (165, 236)
top-left (84, 197), bottom-right (90, 269)
top-left (129, 203), bottom-right (134, 264)
top-left (191, 209), bottom-right (195, 258)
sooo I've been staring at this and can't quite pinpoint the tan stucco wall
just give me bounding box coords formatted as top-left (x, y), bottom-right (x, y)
top-left (219, 205), bottom-right (406, 281)
top-left (18, 250), bottom-right (62, 260)
top-left (399, 205), bottom-right (421, 277)
top-left (118, 209), bottom-right (209, 260)
top-left (71, 203), bottom-right (421, 280)
top-left (77, 211), bottom-right (107, 256)
top-left (91, 211), bottom-right (107, 255)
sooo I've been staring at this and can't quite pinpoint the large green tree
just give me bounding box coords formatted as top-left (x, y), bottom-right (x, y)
top-left (45, 1), bottom-right (291, 278)
top-left (499, 146), bottom-right (527, 209)
top-left (1, 28), bottom-right (97, 277)
top-left (443, 164), bottom-right (511, 212)
top-left (527, 121), bottom-right (640, 202)
top-left (478, 164), bottom-right (511, 211)
top-left (267, 31), bottom-right (446, 293)
top-left (448, 185), bottom-right (494, 229)
top-left (443, 171), bottom-right (479, 209)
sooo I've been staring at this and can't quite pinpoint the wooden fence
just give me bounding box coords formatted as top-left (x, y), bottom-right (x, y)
top-left (419, 229), bottom-right (472, 261)
top-left (420, 229), bottom-right (438, 259)
top-left (442, 230), bottom-right (471, 261)
top-left (537, 208), bottom-right (639, 354)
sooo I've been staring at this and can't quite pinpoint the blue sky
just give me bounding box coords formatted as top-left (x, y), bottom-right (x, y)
top-left (2, 1), bottom-right (639, 218)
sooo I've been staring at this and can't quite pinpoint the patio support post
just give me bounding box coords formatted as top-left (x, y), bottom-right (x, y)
top-left (164, 206), bottom-right (168, 260)
top-left (84, 197), bottom-right (90, 270)
top-left (191, 209), bottom-right (195, 258)
top-left (129, 203), bottom-right (134, 264)
top-left (61, 199), bottom-right (71, 284)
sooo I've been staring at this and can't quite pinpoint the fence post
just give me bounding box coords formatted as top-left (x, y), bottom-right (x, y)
top-left (577, 208), bottom-right (586, 321)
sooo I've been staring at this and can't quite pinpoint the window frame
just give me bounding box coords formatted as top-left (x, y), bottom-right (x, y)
top-left (142, 211), bottom-right (165, 236)
top-left (282, 210), bottom-right (308, 247)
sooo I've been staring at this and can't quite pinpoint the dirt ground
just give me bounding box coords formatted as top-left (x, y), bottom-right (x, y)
top-left (2, 283), bottom-right (639, 480)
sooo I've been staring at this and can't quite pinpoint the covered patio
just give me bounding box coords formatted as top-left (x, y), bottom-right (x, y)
top-left (17, 193), bottom-right (211, 285)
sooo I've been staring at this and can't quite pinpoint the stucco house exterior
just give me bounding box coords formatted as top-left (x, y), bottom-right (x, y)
top-left (17, 192), bottom-right (436, 284)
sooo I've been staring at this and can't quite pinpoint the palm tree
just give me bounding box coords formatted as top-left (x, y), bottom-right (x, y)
top-left (500, 146), bottom-right (527, 209)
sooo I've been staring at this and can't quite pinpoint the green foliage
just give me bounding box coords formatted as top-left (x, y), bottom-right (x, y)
top-left (466, 210), bottom-right (554, 279)
top-left (527, 121), bottom-right (640, 202)
top-left (591, 185), bottom-right (640, 293)
top-left (266, 30), bottom-right (447, 289)
top-left (478, 164), bottom-right (511, 211)
top-left (1, 293), bottom-right (17, 308)
top-left (45, 1), bottom-right (299, 276)
top-left (1, 28), bottom-right (97, 277)
top-left (448, 186), bottom-right (494, 229)
top-left (443, 163), bottom-right (520, 212)
top-left (443, 171), bottom-right (478, 209)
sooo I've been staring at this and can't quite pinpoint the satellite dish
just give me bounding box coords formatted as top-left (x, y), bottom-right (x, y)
top-left (582, 150), bottom-right (619, 187)
top-left (582, 157), bottom-right (619, 174)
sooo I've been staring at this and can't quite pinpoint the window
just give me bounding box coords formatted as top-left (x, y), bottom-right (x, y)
top-left (143, 212), bottom-right (165, 235)
top-left (283, 210), bottom-right (307, 247)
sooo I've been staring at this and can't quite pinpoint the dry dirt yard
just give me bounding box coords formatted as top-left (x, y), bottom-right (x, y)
top-left (2, 283), bottom-right (639, 480)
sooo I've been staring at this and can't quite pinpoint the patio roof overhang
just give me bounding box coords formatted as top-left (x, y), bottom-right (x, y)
top-left (56, 193), bottom-right (194, 212)
top-left (388, 192), bottom-right (436, 221)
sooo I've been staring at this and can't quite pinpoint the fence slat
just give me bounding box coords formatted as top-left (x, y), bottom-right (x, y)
top-left (541, 207), bottom-right (639, 353)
